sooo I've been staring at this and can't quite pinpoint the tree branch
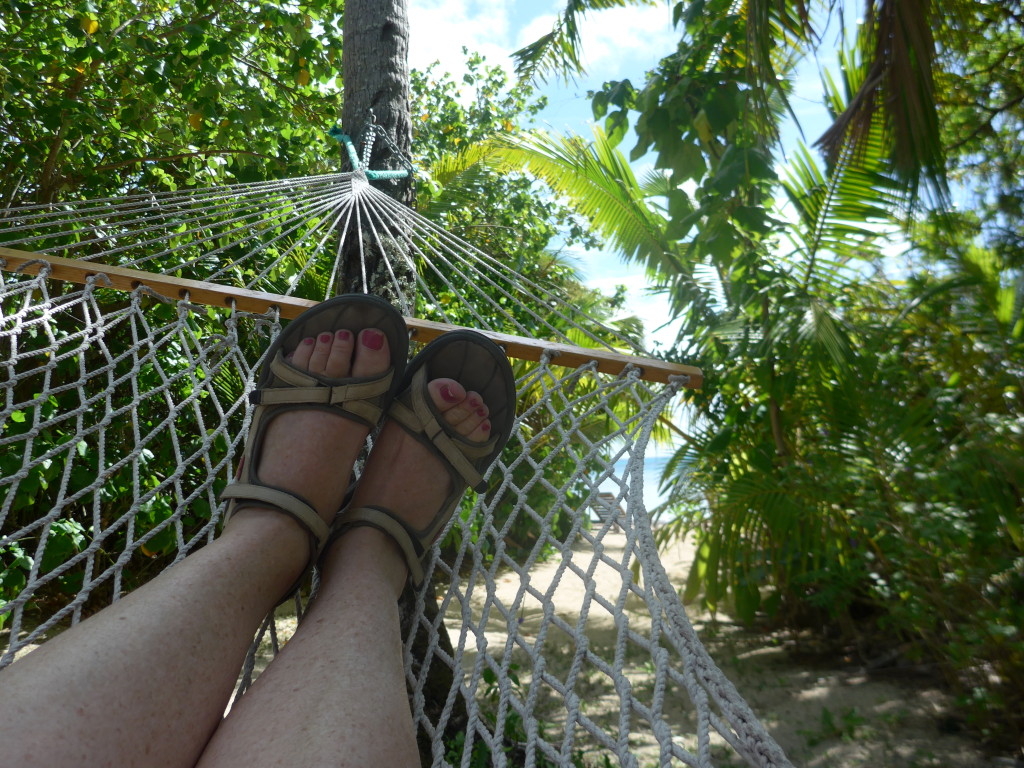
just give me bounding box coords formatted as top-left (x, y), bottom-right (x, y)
top-left (92, 149), bottom-right (285, 173)
top-left (947, 93), bottom-right (1024, 152)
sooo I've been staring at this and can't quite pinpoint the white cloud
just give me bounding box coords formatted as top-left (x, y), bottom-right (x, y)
top-left (569, 5), bottom-right (678, 78)
top-left (409, 1), bottom-right (678, 84)
top-left (586, 271), bottom-right (681, 351)
top-left (514, 11), bottom-right (560, 50)
top-left (408, 0), bottom-right (516, 77)
top-left (406, 1), bottom-right (683, 354)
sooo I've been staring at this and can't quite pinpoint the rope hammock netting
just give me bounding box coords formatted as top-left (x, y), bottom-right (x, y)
top-left (0, 161), bottom-right (793, 768)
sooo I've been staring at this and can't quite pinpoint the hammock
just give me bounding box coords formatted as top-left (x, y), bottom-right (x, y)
top-left (0, 169), bottom-right (793, 768)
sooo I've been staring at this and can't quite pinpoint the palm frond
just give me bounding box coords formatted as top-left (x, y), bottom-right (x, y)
top-left (815, 1), bottom-right (949, 207)
top-left (416, 142), bottom-right (505, 220)
top-left (511, 0), bottom-right (658, 83)
top-left (782, 52), bottom-right (905, 283)
top-left (740, 0), bottom-right (816, 140)
top-left (639, 168), bottom-right (674, 200)
top-left (491, 127), bottom-right (680, 276)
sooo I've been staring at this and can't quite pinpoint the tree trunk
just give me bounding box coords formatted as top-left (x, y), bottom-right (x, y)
top-left (339, 6), bottom-right (464, 763)
top-left (337, 0), bottom-right (415, 304)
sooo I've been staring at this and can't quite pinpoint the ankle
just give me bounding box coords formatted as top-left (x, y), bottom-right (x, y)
top-left (221, 508), bottom-right (311, 576)
top-left (321, 527), bottom-right (409, 597)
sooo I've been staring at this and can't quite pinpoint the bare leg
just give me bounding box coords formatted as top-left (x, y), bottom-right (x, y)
top-left (196, 378), bottom-right (493, 768)
top-left (0, 328), bottom-right (390, 768)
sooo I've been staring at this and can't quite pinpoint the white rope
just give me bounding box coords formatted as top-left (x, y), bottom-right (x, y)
top-left (0, 174), bottom-right (793, 768)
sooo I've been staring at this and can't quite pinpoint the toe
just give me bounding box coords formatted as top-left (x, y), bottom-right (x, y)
top-left (428, 378), bottom-right (468, 417)
top-left (427, 380), bottom-right (491, 440)
top-left (351, 328), bottom-right (390, 378)
top-left (290, 336), bottom-right (317, 369)
top-left (324, 330), bottom-right (355, 378)
top-left (308, 332), bottom-right (335, 374)
top-left (467, 418), bottom-right (491, 442)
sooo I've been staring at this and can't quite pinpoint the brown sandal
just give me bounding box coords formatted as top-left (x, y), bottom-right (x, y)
top-left (329, 330), bottom-right (516, 586)
top-left (220, 294), bottom-right (409, 601)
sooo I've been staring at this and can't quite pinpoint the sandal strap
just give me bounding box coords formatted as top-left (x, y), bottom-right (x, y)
top-left (389, 368), bottom-right (499, 493)
top-left (332, 506), bottom-right (427, 586)
top-left (221, 483), bottom-right (331, 552)
top-left (248, 353), bottom-right (395, 425)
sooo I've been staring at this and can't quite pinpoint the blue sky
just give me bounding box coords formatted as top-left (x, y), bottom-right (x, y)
top-left (406, 1), bottom-right (847, 355)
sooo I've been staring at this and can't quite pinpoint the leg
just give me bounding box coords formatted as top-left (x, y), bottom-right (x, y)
top-left (196, 378), bottom-right (493, 768)
top-left (0, 328), bottom-right (390, 768)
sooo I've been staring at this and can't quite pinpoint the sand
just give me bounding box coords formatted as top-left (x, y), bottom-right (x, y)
top-left (441, 528), bottom-right (995, 767)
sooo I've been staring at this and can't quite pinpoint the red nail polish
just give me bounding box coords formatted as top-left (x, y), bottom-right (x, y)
top-left (319, 332), bottom-right (332, 343)
top-left (363, 329), bottom-right (384, 350)
top-left (303, 337), bottom-right (315, 346)
top-left (336, 329), bottom-right (352, 341)
top-left (477, 408), bottom-right (487, 418)
top-left (440, 384), bottom-right (459, 403)
top-left (481, 422), bottom-right (491, 432)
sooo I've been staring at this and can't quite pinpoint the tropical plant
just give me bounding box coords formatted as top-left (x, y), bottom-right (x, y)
top-left (508, 2), bottom-right (1023, 747)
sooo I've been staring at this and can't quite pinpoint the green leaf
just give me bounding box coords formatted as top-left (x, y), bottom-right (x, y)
top-left (604, 110), bottom-right (628, 147)
top-left (733, 581), bottom-right (760, 624)
top-left (657, 140), bottom-right (705, 181)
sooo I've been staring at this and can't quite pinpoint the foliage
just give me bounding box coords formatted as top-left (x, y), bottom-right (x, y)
top-left (0, 0), bottom-right (347, 203)
top-left (443, 664), bottom-right (588, 768)
top-left (515, 0), bottom-right (1023, 750)
top-left (409, 54), bottom-right (650, 565)
top-left (411, 53), bottom-right (601, 271)
top-left (0, 295), bottom-right (251, 621)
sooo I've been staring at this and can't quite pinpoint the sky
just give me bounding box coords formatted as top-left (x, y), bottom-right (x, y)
top-left (405, 0), bottom-right (845, 355)
top-left (407, 1), bottom-right (691, 349)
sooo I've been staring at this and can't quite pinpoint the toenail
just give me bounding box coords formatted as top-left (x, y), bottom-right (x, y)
top-left (468, 397), bottom-right (481, 408)
top-left (363, 329), bottom-right (384, 350)
top-left (319, 332), bottom-right (332, 343)
top-left (336, 329), bottom-right (352, 341)
top-left (303, 337), bottom-right (315, 346)
top-left (477, 408), bottom-right (487, 418)
top-left (440, 384), bottom-right (459, 403)
top-left (481, 422), bottom-right (491, 432)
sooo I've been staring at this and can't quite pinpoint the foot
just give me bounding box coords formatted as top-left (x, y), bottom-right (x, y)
top-left (227, 326), bottom-right (392, 533)
top-left (323, 379), bottom-right (492, 594)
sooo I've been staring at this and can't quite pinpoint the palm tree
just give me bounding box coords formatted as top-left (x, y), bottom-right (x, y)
top-left (337, 0), bottom-right (416, 299)
top-left (514, 0), bottom-right (955, 206)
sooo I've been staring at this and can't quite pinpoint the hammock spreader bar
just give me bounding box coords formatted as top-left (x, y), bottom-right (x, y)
top-left (0, 246), bottom-right (703, 387)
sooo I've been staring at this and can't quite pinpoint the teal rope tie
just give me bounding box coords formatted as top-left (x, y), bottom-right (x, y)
top-left (329, 125), bottom-right (413, 180)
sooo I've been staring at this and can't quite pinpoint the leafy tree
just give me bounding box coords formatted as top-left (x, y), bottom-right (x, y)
top-left (407, 55), bottom-right (655, 563)
top-left (0, 0), bottom-right (347, 203)
top-left (510, 0), bottom-right (1023, 749)
top-left (518, 0), bottom-right (950, 204)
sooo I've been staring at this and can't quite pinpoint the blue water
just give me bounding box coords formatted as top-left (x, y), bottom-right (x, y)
top-left (595, 454), bottom-right (673, 515)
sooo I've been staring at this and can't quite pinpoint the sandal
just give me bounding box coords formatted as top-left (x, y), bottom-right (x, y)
top-left (220, 293), bottom-right (409, 601)
top-left (331, 330), bottom-right (516, 587)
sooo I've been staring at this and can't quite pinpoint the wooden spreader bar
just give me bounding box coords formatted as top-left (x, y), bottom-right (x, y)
top-left (1, 247), bottom-right (702, 387)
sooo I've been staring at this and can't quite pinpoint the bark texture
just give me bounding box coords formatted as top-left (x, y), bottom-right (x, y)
top-left (337, 0), bottom-right (415, 301)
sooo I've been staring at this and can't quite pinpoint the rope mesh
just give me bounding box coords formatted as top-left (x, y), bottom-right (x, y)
top-left (0, 172), bottom-right (792, 768)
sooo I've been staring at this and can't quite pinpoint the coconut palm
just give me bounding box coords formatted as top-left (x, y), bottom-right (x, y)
top-left (514, 0), bottom-right (958, 206)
